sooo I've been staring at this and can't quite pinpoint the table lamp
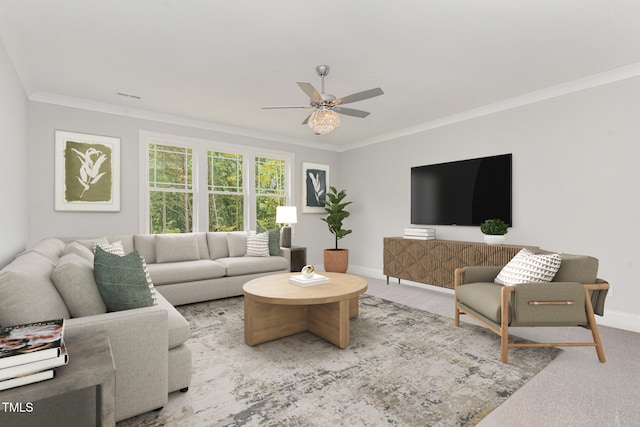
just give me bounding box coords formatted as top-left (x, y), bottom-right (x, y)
top-left (276, 206), bottom-right (297, 248)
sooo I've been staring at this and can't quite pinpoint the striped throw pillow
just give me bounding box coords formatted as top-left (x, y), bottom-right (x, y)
top-left (246, 232), bottom-right (270, 257)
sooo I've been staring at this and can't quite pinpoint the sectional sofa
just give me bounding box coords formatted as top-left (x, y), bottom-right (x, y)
top-left (0, 231), bottom-right (291, 424)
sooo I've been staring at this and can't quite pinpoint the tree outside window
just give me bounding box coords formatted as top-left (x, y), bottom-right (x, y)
top-left (148, 144), bottom-right (193, 233)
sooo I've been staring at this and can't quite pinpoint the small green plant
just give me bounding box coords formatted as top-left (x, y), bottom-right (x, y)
top-left (321, 187), bottom-right (352, 250)
top-left (480, 218), bottom-right (509, 235)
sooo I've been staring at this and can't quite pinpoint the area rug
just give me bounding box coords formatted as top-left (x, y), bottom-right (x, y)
top-left (117, 295), bottom-right (560, 427)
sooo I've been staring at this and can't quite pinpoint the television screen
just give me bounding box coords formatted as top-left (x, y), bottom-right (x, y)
top-left (411, 154), bottom-right (512, 226)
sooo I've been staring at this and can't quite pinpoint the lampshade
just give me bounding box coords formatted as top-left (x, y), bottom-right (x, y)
top-left (308, 109), bottom-right (340, 135)
top-left (276, 206), bottom-right (297, 224)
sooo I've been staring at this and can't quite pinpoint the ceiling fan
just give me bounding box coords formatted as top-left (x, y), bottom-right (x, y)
top-left (261, 65), bottom-right (384, 134)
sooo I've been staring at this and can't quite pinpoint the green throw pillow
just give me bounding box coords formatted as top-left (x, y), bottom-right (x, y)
top-left (268, 229), bottom-right (281, 256)
top-left (94, 247), bottom-right (154, 311)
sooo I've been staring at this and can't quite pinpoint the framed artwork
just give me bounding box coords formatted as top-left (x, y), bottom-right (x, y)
top-left (54, 130), bottom-right (121, 212)
top-left (301, 162), bottom-right (329, 213)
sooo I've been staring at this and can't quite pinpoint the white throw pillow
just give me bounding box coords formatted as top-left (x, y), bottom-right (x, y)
top-left (92, 240), bottom-right (125, 257)
top-left (494, 248), bottom-right (562, 286)
top-left (246, 232), bottom-right (270, 257)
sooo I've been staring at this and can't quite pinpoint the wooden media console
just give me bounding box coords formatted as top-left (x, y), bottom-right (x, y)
top-left (383, 237), bottom-right (531, 289)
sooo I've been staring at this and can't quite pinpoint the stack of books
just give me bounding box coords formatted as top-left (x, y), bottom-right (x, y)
top-left (0, 319), bottom-right (68, 391)
top-left (404, 227), bottom-right (436, 240)
top-left (289, 273), bottom-right (330, 286)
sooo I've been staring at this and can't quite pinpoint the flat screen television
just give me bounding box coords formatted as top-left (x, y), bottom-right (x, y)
top-left (411, 154), bottom-right (512, 226)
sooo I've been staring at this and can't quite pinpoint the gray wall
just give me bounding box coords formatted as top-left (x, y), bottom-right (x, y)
top-left (26, 102), bottom-right (340, 267)
top-left (340, 76), bottom-right (640, 329)
top-left (0, 40), bottom-right (28, 266)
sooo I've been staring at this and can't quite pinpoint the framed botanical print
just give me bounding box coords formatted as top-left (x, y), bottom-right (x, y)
top-left (54, 130), bottom-right (121, 212)
top-left (301, 161), bottom-right (329, 213)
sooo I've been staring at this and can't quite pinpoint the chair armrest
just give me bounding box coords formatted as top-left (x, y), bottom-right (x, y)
top-left (455, 266), bottom-right (503, 287)
top-left (65, 306), bottom-right (169, 419)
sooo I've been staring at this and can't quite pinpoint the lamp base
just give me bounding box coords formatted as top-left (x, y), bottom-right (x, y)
top-left (281, 226), bottom-right (292, 248)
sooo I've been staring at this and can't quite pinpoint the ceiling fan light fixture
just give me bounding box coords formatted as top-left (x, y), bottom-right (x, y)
top-left (308, 108), bottom-right (340, 135)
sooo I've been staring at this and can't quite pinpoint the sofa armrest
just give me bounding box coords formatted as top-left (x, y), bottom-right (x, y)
top-left (65, 306), bottom-right (169, 421)
top-left (279, 247), bottom-right (291, 264)
top-left (455, 266), bottom-right (504, 287)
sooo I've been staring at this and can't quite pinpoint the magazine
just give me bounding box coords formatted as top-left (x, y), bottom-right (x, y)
top-left (0, 340), bottom-right (68, 381)
top-left (0, 319), bottom-right (65, 370)
top-left (0, 369), bottom-right (55, 392)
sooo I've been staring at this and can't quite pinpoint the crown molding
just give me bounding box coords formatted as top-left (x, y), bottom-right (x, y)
top-left (28, 91), bottom-right (336, 151)
top-left (29, 61), bottom-right (640, 154)
top-left (341, 61), bottom-right (640, 152)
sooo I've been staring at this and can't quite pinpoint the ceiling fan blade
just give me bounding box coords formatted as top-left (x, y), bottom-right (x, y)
top-left (261, 105), bottom-right (311, 109)
top-left (334, 107), bottom-right (370, 118)
top-left (297, 82), bottom-right (322, 100)
top-left (301, 114), bottom-right (311, 125)
top-left (336, 87), bottom-right (384, 105)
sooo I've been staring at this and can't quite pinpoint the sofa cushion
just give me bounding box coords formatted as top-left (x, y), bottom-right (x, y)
top-left (155, 234), bottom-right (200, 263)
top-left (494, 248), bottom-right (561, 286)
top-left (207, 232), bottom-right (229, 259)
top-left (246, 232), bottom-right (270, 257)
top-left (0, 252), bottom-right (70, 326)
top-left (20, 237), bottom-right (65, 263)
top-left (52, 253), bottom-right (107, 317)
top-left (155, 294), bottom-right (190, 349)
top-left (134, 234), bottom-right (156, 264)
top-left (94, 247), bottom-right (155, 311)
top-left (146, 260), bottom-right (226, 286)
top-left (216, 256), bottom-right (289, 277)
top-left (62, 241), bottom-right (95, 263)
top-left (268, 229), bottom-right (281, 256)
top-left (227, 232), bottom-right (247, 257)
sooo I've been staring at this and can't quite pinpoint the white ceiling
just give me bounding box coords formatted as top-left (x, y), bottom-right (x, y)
top-left (1, 0), bottom-right (640, 149)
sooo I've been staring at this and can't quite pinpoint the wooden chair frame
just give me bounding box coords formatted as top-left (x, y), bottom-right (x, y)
top-left (454, 268), bottom-right (610, 363)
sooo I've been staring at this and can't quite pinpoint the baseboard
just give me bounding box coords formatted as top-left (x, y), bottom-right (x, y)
top-left (348, 264), bottom-right (639, 333)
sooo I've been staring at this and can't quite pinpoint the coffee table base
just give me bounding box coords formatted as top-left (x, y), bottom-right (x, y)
top-left (244, 296), bottom-right (360, 349)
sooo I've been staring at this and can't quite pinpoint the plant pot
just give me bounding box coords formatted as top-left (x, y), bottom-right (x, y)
top-left (483, 234), bottom-right (506, 245)
top-left (324, 249), bottom-right (349, 273)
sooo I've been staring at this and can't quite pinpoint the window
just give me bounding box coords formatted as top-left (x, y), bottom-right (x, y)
top-left (255, 156), bottom-right (286, 232)
top-left (140, 132), bottom-right (293, 234)
top-left (148, 144), bottom-right (194, 233)
top-left (208, 151), bottom-right (244, 231)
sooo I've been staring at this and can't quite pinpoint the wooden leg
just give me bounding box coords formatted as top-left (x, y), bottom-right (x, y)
top-left (584, 288), bottom-right (607, 362)
top-left (244, 296), bottom-right (307, 346)
top-left (308, 300), bottom-right (350, 349)
top-left (454, 299), bottom-right (460, 327)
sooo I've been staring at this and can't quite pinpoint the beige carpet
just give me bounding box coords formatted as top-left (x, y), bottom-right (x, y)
top-left (118, 295), bottom-right (560, 427)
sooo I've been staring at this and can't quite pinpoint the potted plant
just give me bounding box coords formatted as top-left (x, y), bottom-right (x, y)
top-left (480, 218), bottom-right (509, 245)
top-left (321, 186), bottom-right (352, 273)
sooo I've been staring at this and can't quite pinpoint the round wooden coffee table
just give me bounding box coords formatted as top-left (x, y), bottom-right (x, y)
top-left (242, 272), bottom-right (367, 349)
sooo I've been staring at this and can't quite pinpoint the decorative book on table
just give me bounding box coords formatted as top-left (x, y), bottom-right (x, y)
top-left (0, 341), bottom-right (68, 382)
top-left (289, 273), bottom-right (330, 286)
top-left (0, 319), bottom-right (65, 370)
top-left (404, 227), bottom-right (436, 240)
top-left (0, 369), bottom-right (56, 392)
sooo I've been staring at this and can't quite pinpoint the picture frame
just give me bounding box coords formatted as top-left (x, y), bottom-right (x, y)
top-left (54, 130), bottom-right (121, 212)
top-left (301, 162), bottom-right (330, 213)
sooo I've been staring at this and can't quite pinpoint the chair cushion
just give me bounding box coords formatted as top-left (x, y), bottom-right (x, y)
top-left (227, 232), bottom-right (247, 257)
top-left (553, 254), bottom-right (598, 284)
top-left (62, 241), bottom-right (95, 263)
top-left (456, 282), bottom-right (508, 324)
top-left (207, 232), bottom-right (229, 260)
top-left (513, 282), bottom-right (588, 326)
top-left (495, 248), bottom-right (561, 286)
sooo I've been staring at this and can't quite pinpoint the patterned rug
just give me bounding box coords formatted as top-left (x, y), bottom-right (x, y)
top-left (118, 295), bottom-right (560, 427)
